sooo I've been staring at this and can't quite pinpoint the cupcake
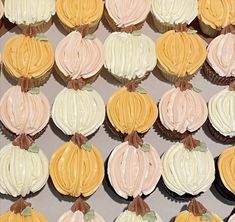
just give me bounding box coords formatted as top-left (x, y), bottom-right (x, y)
top-left (115, 196), bottom-right (163, 222)
top-left (107, 82), bottom-right (158, 136)
top-left (56, 0), bottom-right (104, 34)
top-left (0, 134), bottom-right (49, 197)
top-left (158, 81), bottom-right (208, 140)
top-left (104, 0), bottom-right (150, 32)
top-left (202, 28), bottom-right (235, 85)
top-left (161, 135), bottom-right (215, 199)
top-left (151, 0), bottom-right (198, 33)
top-left (52, 80), bottom-right (105, 136)
top-left (55, 31), bottom-right (104, 84)
top-left (215, 146), bottom-right (235, 201)
top-left (156, 27), bottom-right (207, 83)
top-left (208, 82), bottom-right (235, 143)
top-left (175, 198), bottom-right (223, 222)
top-left (228, 210), bottom-right (235, 222)
top-left (4, 0), bottom-right (55, 34)
top-left (0, 0), bottom-right (3, 21)
top-left (0, 198), bottom-right (48, 222)
top-left (108, 131), bottom-right (162, 199)
top-left (104, 32), bottom-right (156, 83)
top-left (2, 34), bottom-right (54, 86)
top-left (0, 85), bottom-right (50, 137)
top-left (58, 197), bottom-right (105, 222)
top-left (198, 0), bottom-right (235, 37)
top-left (50, 133), bottom-right (104, 197)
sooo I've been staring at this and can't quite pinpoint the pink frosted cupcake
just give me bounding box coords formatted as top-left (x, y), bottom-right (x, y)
top-left (55, 31), bottom-right (104, 84)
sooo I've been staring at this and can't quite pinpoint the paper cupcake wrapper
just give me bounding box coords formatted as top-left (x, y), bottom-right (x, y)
top-left (111, 71), bottom-right (150, 84)
top-left (202, 61), bottom-right (235, 86)
top-left (151, 14), bottom-right (175, 33)
top-left (198, 19), bottom-right (220, 38)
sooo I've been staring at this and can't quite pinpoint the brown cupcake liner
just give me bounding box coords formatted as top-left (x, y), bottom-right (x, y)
top-left (198, 19), bottom-right (220, 38)
top-left (202, 61), bottom-right (235, 86)
top-left (208, 120), bottom-right (235, 144)
top-left (104, 8), bottom-right (144, 32)
top-left (151, 14), bottom-right (175, 33)
top-left (111, 71), bottom-right (150, 84)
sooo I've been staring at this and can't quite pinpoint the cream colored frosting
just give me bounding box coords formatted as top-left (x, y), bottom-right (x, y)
top-left (161, 142), bottom-right (215, 196)
top-left (0, 142), bottom-right (49, 197)
top-left (159, 87), bottom-right (208, 133)
top-left (4, 0), bottom-right (55, 25)
top-left (228, 214), bottom-right (235, 222)
top-left (108, 141), bottom-right (161, 199)
top-left (115, 211), bottom-right (163, 222)
top-left (104, 32), bottom-right (156, 80)
top-left (207, 33), bottom-right (235, 77)
top-left (208, 87), bottom-right (235, 137)
top-left (55, 31), bottom-right (104, 80)
top-left (0, 86), bottom-right (50, 136)
top-left (151, 0), bottom-right (198, 25)
top-left (58, 210), bottom-right (105, 222)
top-left (0, 0), bottom-right (4, 20)
top-left (52, 87), bottom-right (105, 136)
top-left (105, 0), bottom-right (151, 28)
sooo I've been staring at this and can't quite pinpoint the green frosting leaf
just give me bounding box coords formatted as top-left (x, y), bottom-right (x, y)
top-left (194, 142), bottom-right (207, 152)
top-left (82, 84), bottom-right (93, 92)
top-left (85, 34), bottom-right (96, 40)
top-left (132, 30), bottom-right (142, 36)
top-left (35, 33), bottom-right (48, 41)
top-left (21, 206), bottom-right (31, 217)
top-left (187, 29), bottom-right (198, 34)
top-left (192, 86), bottom-right (202, 93)
top-left (81, 143), bottom-right (93, 151)
top-left (136, 86), bottom-right (147, 94)
top-left (201, 211), bottom-right (213, 221)
top-left (29, 87), bottom-right (40, 94)
top-left (84, 209), bottom-right (95, 221)
top-left (142, 211), bottom-right (157, 222)
top-left (28, 143), bottom-right (39, 153)
top-left (141, 143), bottom-right (151, 152)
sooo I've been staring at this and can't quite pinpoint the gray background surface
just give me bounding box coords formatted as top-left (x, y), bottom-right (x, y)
top-left (0, 16), bottom-right (234, 221)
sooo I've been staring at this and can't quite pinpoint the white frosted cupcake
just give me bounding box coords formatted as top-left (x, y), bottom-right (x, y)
top-left (0, 134), bottom-right (49, 197)
top-left (0, 0), bottom-right (4, 21)
top-left (228, 211), bottom-right (235, 222)
top-left (151, 0), bottom-right (198, 33)
top-left (104, 32), bottom-right (156, 83)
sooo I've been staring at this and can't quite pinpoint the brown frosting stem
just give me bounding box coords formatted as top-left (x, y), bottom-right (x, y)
top-left (75, 25), bottom-right (90, 38)
top-left (175, 80), bottom-right (192, 91)
top-left (188, 198), bottom-right (207, 216)
top-left (71, 197), bottom-right (90, 214)
top-left (125, 81), bottom-right (138, 92)
top-left (221, 25), bottom-right (235, 34)
top-left (124, 131), bottom-right (143, 149)
top-left (120, 25), bottom-right (138, 33)
top-left (71, 133), bottom-right (88, 147)
top-left (175, 23), bottom-right (188, 32)
top-left (229, 81), bottom-right (235, 91)
top-left (12, 134), bottom-right (34, 150)
top-left (10, 198), bottom-right (32, 214)
top-left (181, 135), bottom-right (200, 151)
top-left (18, 77), bottom-right (35, 93)
top-left (67, 78), bottom-right (86, 90)
top-left (128, 196), bottom-right (150, 216)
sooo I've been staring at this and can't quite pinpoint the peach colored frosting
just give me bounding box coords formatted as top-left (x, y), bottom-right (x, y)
top-left (228, 214), bottom-right (235, 222)
top-left (55, 31), bottom-right (104, 80)
top-left (159, 87), bottom-right (208, 133)
top-left (207, 33), bottom-right (235, 77)
top-left (0, 86), bottom-right (50, 136)
top-left (105, 0), bottom-right (151, 28)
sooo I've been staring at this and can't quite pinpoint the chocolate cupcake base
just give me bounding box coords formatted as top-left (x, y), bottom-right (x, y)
top-left (198, 19), bottom-right (220, 38)
top-left (202, 61), bottom-right (235, 86)
top-left (151, 14), bottom-right (175, 34)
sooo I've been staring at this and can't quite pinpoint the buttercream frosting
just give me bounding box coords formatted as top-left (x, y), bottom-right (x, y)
top-left (56, 0), bottom-right (104, 28)
top-left (218, 146), bottom-right (235, 194)
top-left (105, 0), bottom-right (150, 28)
top-left (198, 0), bottom-right (235, 29)
top-left (0, 86), bottom-right (50, 136)
top-left (108, 141), bottom-right (161, 199)
top-left (0, 142), bottom-right (49, 197)
top-left (107, 86), bottom-right (157, 134)
top-left (228, 214), bottom-right (235, 222)
top-left (55, 31), bottom-right (104, 80)
top-left (0, 0), bottom-right (3, 20)
top-left (3, 34), bottom-right (54, 79)
top-left (104, 32), bottom-right (156, 80)
top-left (52, 87), bottom-right (105, 136)
top-left (156, 30), bottom-right (207, 77)
top-left (207, 33), bottom-right (235, 77)
top-left (208, 87), bottom-right (235, 137)
top-left (159, 86), bottom-right (208, 133)
top-left (50, 140), bottom-right (104, 197)
top-left (151, 0), bottom-right (198, 25)
top-left (161, 142), bottom-right (215, 196)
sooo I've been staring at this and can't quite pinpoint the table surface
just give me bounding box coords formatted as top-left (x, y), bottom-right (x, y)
top-left (0, 16), bottom-right (234, 222)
